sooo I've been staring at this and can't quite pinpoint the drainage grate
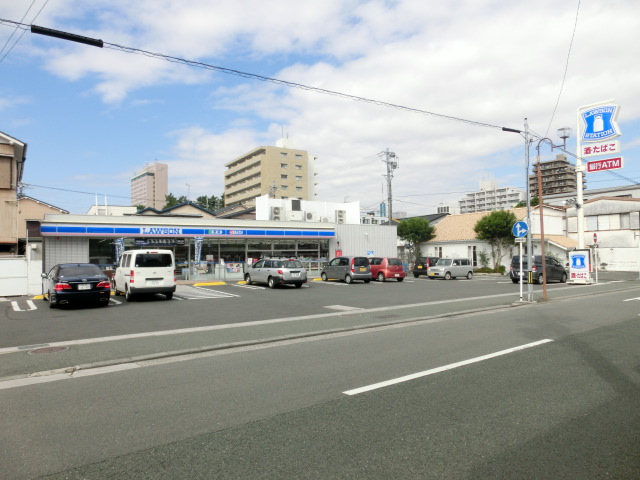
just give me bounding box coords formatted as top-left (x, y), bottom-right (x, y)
top-left (28, 346), bottom-right (69, 355)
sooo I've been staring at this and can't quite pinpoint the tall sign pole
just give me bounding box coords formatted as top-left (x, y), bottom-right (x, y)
top-left (524, 119), bottom-right (534, 302)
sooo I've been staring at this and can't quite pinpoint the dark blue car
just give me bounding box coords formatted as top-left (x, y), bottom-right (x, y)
top-left (42, 263), bottom-right (111, 308)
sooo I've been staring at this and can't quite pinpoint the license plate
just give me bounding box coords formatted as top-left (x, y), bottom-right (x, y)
top-left (359, 267), bottom-right (366, 272)
top-left (394, 274), bottom-right (400, 277)
top-left (292, 272), bottom-right (300, 277)
top-left (428, 273), bottom-right (435, 277)
top-left (417, 265), bottom-right (423, 269)
top-left (147, 280), bottom-right (161, 286)
top-left (77, 284), bottom-right (90, 290)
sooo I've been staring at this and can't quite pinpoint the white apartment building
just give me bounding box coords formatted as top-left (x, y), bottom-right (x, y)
top-left (130, 162), bottom-right (168, 210)
top-left (459, 180), bottom-right (525, 213)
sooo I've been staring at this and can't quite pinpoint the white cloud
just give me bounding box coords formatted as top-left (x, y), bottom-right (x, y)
top-left (3, 0), bottom-right (640, 214)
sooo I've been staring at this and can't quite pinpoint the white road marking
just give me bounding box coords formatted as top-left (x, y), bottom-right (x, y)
top-left (0, 363), bottom-right (140, 390)
top-left (623, 297), bottom-right (640, 302)
top-left (324, 305), bottom-right (365, 311)
top-left (343, 339), bottom-right (554, 396)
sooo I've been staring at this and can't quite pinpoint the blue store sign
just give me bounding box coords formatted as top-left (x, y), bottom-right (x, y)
top-left (580, 103), bottom-right (621, 142)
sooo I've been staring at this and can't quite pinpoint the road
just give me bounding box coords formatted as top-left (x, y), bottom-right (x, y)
top-left (0, 273), bottom-right (638, 479)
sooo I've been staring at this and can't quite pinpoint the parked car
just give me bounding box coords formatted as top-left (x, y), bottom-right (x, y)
top-left (321, 256), bottom-right (372, 284)
top-left (427, 258), bottom-right (473, 280)
top-left (41, 263), bottom-right (111, 308)
top-left (369, 257), bottom-right (406, 282)
top-left (509, 255), bottom-right (567, 284)
top-left (412, 256), bottom-right (440, 278)
top-left (244, 258), bottom-right (307, 288)
top-left (113, 249), bottom-right (176, 301)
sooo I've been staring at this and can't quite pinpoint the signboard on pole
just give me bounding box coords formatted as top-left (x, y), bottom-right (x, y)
top-left (579, 103), bottom-right (621, 142)
top-left (581, 140), bottom-right (620, 158)
top-left (512, 221), bottom-right (528, 238)
top-left (568, 249), bottom-right (593, 284)
top-left (586, 157), bottom-right (624, 173)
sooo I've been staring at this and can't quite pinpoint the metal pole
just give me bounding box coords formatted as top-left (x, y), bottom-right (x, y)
top-left (536, 144), bottom-right (548, 301)
top-left (576, 112), bottom-right (585, 249)
top-left (524, 119), bottom-right (534, 302)
top-left (519, 241), bottom-right (523, 301)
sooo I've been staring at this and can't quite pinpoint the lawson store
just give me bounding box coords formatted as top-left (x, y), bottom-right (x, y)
top-left (38, 214), bottom-right (341, 280)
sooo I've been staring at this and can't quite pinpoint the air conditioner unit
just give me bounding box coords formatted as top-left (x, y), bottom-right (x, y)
top-left (305, 212), bottom-right (316, 222)
top-left (271, 206), bottom-right (281, 221)
top-left (336, 210), bottom-right (346, 224)
top-left (321, 217), bottom-right (329, 223)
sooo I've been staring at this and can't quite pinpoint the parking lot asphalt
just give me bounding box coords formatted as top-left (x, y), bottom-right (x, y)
top-left (1, 272), bottom-right (638, 386)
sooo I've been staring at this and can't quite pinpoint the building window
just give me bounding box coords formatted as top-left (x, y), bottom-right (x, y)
top-left (295, 165), bottom-right (302, 170)
top-left (280, 152), bottom-right (288, 157)
top-left (281, 185), bottom-right (288, 190)
top-left (281, 174), bottom-right (288, 179)
top-left (620, 213), bottom-right (630, 229)
top-left (435, 247), bottom-right (442, 258)
top-left (296, 176), bottom-right (302, 181)
top-left (295, 154), bottom-right (302, 159)
top-left (280, 163), bottom-right (288, 169)
top-left (296, 186), bottom-right (302, 192)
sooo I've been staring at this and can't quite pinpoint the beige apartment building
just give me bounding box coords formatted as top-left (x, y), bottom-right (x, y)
top-left (0, 132), bottom-right (26, 254)
top-left (529, 154), bottom-right (586, 197)
top-left (224, 140), bottom-right (316, 207)
top-left (130, 162), bottom-right (168, 209)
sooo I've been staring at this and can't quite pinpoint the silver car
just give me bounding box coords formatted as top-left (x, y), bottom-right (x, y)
top-left (320, 256), bottom-right (372, 284)
top-left (244, 258), bottom-right (307, 288)
top-left (427, 258), bottom-right (473, 280)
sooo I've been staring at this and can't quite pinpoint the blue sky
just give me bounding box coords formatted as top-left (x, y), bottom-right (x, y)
top-left (1, 0), bottom-right (639, 216)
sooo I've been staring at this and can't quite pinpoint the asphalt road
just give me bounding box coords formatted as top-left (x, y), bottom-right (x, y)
top-left (0, 273), bottom-right (638, 479)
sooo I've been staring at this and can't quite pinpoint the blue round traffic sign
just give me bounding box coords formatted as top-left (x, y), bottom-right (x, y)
top-left (512, 221), bottom-right (528, 238)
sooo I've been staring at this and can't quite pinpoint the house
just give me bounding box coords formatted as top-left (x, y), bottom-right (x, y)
top-left (422, 207), bottom-right (577, 269)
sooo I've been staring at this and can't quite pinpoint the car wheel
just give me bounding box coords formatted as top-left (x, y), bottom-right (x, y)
top-left (560, 273), bottom-right (567, 283)
top-left (294, 283), bottom-right (303, 288)
top-left (397, 277), bottom-right (404, 282)
top-left (537, 274), bottom-right (544, 284)
top-left (512, 278), bottom-right (519, 284)
top-left (245, 274), bottom-right (253, 285)
top-left (364, 279), bottom-right (371, 284)
top-left (377, 272), bottom-right (385, 282)
top-left (345, 274), bottom-right (353, 284)
top-left (165, 292), bottom-right (173, 300)
top-left (413, 273), bottom-right (419, 278)
top-left (321, 272), bottom-right (328, 281)
top-left (125, 287), bottom-right (133, 302)
top-left (268, 277), bottom-right (276, 289)
top-left (466, 271), bottom-right (473, 280)
top-left (100, 300), bottom-right (109, 307)
top-left (444, 272), bottom-right (452, 280)
top-left (48, 291), bottom-right (56, 308)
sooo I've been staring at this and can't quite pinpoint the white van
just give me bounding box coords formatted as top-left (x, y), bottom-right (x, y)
top-left (113, 249), bottom-right (176, 301)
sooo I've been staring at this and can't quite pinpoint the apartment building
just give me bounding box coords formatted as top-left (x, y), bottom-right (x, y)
top-left (130, 162), bottom-right (168, 209)
top-left (0, 131), bottom-right (26, 254)
top-left (459, 180), bottom-right (525, 213)
top-left (224, 139), bottom-right (316, 207)
top-left (529, 154), bottom-right (586, 197)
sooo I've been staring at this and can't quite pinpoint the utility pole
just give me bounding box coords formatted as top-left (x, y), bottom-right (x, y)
top-left (382, 149), bottom-right (398, 225)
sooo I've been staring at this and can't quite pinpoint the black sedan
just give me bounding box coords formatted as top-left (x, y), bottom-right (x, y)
top-left (42, 263), bottom-right (111, 308)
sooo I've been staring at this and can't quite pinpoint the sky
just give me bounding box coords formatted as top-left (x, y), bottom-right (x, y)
top-left (1, 0), bottom-right (639, 216)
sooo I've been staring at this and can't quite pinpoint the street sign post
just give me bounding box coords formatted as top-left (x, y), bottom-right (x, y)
top-left (513, 221), bottom-right (529, 301)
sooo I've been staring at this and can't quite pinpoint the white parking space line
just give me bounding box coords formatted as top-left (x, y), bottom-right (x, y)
top-left (232, 284), bottom-right (265, 290)
top-left (343, 339), bottom-right (554, 396)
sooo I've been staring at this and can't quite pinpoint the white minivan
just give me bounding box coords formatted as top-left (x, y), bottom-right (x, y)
top-left (113, 249), bottom-right (176, 301)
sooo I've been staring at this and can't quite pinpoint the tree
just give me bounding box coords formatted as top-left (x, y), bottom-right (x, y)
top-left (473, 210), bottom-right (518, 270)
top-left (163, 193), bottom-right (187, 209)
top-left (195, 195), bottom-right (224, 212)
top-left (514, 197), bottom-right (539, 208)
top-left (397, 217), bottom-right (435, 262)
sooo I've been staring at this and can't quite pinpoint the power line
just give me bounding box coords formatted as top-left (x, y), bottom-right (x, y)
top-left (0, 1), bottom-right (49, 64)
top-left (0, 18), bottom-right (523, 133)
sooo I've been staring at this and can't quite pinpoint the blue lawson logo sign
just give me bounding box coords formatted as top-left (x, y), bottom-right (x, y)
top-left (512, 221), bottom-right (528, 238)
top-left (580, 104), bottom-right (621, 142)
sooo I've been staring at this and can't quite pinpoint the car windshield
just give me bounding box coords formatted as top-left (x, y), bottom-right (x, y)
top-left (353, 257), bottom-right (369, 267)
top-left (59, 265), bottom-right (103, 277)
top-left (282, 260), bottom-right (303, 268)
top-left (135, 254), bottom-right (173, 268)
top-left (436, 259), bottom-right (452, 266)
top-left (388, 258), bottom-right (402, 266)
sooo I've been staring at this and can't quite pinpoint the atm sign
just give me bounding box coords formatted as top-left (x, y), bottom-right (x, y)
top-left (586, 157), bottom-right (623, 173)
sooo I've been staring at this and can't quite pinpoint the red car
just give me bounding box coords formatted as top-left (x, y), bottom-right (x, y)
top-left (368, 257), bottom-right (406, 282)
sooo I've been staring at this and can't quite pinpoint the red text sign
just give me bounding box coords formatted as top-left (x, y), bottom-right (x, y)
top-left (586, 157), bottom-right (623, 173)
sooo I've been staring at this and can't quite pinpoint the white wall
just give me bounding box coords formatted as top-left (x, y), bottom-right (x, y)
top-left (255, 195), bottom-right (361, 224)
